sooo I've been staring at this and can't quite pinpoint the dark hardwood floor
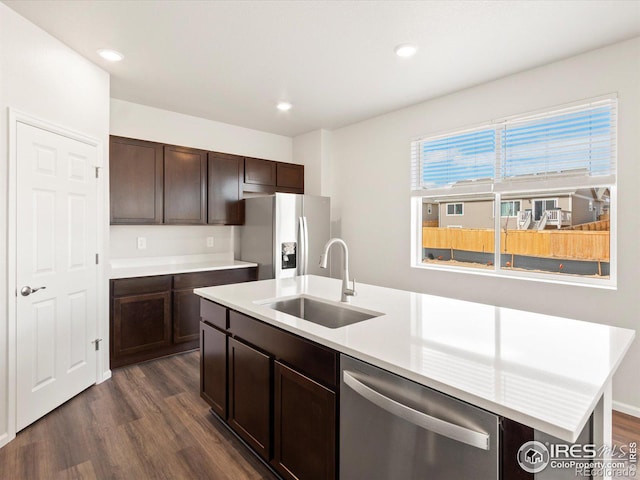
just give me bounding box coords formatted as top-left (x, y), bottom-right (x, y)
top-left (0, 351), bottom-right (276, 480)
top-left (613, 410), bottom-right (640, 480)
top-left (1, 351), bottom-right (639, 479)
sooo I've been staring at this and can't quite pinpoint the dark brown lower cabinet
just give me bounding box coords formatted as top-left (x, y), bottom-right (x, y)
top-left (199, 300), bottom-right (337, 480)
top-left (112, 291), bottom-right (172, 358)
top-left (110, 267), bottom-right (257, 368)
top-left (200, 321), bottom-right (228, 418)
top-left (173, 289), bottom-right (201, 343)
top-left (228, 337), bottom-right (272, 460)
top-left (273, 361), bottom-right (336, 480)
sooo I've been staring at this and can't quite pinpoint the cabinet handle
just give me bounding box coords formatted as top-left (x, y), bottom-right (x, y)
top-left (343, 370), bottom-right (490, 450)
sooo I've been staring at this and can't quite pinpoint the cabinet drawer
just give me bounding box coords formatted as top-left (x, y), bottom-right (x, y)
top-left (174, 268), bottom-right (257, 290)
top-left (229, 311), bottom-right (337, 389)
top-left (200, 300), bottom-right (228, 331)
top-left (112, 275), bottom-right (172, 297)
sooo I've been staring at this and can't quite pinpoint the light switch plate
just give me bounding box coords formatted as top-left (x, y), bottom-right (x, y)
top-left (137, 237), bottom-right (147, 250)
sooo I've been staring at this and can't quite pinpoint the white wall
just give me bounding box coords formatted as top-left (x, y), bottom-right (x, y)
top-left (110, 225), bottom-right (233, 259)
top-left (292, 128), bottom-right (332, 197)
top-left (327, 38), bottom-right (640, 412)
top-left (110, 99), bottom-right (293, 259)
top-left (0, 3), bottom-right (110, 446)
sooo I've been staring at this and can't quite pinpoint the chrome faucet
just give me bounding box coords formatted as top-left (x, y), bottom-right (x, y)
top-left (319, 238), bottom-right (356, 303)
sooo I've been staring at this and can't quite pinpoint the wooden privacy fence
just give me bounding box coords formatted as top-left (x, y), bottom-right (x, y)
top-left (422, 227), bottom-right (609, 261)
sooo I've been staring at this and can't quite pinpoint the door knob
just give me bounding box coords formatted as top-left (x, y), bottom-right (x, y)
top-left (20, 286), bottom-right (46, 297)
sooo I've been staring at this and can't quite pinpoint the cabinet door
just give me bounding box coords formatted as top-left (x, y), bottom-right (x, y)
top-left (109, 136), bottom-right (163, 224)
top-left (173, 289), bottom-right (201, 343)
top-left (200, 321), bottom-right (227, 418)
top-left (273, 361), bottom-right (336, 480)
top-left (208, 152), bottom-right (244, 225)
top-left (244, 157), bottom-right (276, 186)
top-left (164, 145), bottom-right (207, 224)
top-left (276, 163), bottom-right (304, 193)
top-left (228, 337), bottom-right (272, 460)
top-left (112, 291), bottom-right (171, 360)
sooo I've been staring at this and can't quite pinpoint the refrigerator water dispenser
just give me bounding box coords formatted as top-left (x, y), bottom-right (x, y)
top-left (281, 242), bottom-right (297, 269)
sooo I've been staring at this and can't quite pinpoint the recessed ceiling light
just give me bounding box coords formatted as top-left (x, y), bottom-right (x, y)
top-left (277, 102), bottom-right (292, 112)
top-left (394, 44), bottom-right (418, 58)
top-left (97, 48), bottom-right (124, 62)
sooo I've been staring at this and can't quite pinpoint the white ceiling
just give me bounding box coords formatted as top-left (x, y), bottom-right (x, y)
top-left (4, 1), bottom-right (640, 137)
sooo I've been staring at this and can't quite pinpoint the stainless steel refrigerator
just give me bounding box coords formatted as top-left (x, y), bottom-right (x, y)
top-left (238, 193), bottom-right (331, 280)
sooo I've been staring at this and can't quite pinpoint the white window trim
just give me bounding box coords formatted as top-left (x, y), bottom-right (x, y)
top-left (532, 197), bottom-right (559, 221)
top-left (446, 202), bottom-right (464, 216)
top-left (500, 199), bottom-right (522, 218)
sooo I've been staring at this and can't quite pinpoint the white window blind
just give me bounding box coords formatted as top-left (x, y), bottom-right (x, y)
top-left (411, 96), bottom-right (617, 194)
top-left (498, 98), bottom-right (617, 185)
top-left (411, 126), bottom-right (496, 192)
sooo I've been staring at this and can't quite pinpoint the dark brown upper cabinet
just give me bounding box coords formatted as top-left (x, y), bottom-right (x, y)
top-left (110, 136), bottom-right (164, 224)
top-left (164, 145), bottom-right (207, 224)
top-left (208, 152), bottom-right (244, 225)
top-left (244, 157), bottom-right (277, 192)
top-left (276, 163), bottom-right (304, 193)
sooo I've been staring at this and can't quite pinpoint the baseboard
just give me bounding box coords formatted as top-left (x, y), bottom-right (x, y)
top-left (98, 369), bottom-right (112, 384)
top-left (613, 401), bottom-right (640, 418)
top-left (0, 431), bottom-right (16, 449)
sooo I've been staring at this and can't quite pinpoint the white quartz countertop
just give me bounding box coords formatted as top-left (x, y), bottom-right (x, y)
top-left (110, 254), bottom-right (257, 279)
top-left (194, 275), bottom-right (635, 443)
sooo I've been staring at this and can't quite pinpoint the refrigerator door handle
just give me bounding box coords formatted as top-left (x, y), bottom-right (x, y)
top-left (298, 216), bottom-right (305, 275)
top-left (343, 371), bottom-right (490, 450)
top-left (302, 216), bottom-right (309, 275)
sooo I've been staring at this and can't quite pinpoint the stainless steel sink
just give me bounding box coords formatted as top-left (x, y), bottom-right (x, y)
top-left (260, 295), bottom-right (382, 329)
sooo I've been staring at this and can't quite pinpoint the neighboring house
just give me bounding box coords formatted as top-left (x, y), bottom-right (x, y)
top-left (424, 188), bottom-right (609, 230)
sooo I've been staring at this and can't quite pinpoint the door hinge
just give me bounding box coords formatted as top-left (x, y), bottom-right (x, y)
top-left (92, 338), bottom-right (103, 351)
top-left (95, 253), bottom-right (99, 265)
top-left (95, 166), bottom-right (100, 178)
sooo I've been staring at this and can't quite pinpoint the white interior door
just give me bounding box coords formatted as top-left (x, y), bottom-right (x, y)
top-left (16, 122), bottom-right (98, 431)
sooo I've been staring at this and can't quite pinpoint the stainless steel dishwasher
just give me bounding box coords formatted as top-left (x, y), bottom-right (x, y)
top-left (340, 355), bottom-right (499, 479)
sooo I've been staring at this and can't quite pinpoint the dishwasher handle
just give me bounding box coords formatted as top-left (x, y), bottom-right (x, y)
top-left (343, 370), bottom-right (490, 451)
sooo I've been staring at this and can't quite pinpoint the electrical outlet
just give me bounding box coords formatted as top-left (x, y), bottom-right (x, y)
top-left (206, 236), bottom-right (215, 248)
top-left (137, 237), bottom-right (147, 250)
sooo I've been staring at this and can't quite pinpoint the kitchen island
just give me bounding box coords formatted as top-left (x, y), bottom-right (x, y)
top-left (195, 275), bottom-right (635, 479)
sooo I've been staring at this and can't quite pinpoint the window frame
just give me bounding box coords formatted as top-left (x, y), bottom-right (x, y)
top-left (500, 200), bottom-right (522, 218)
top-left (446, 202), bottom-right (464, 216)
top-left (532, 198), bottom-right (559, 221)
top-left (410, 95), bottom-right (617, 289)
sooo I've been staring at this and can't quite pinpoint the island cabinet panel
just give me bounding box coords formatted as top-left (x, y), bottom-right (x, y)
top-left (200, 321), bottom-right (228, 419)
top-left (273, 361), bottom-right (336, 480)
top-left (227, 337), bottom-right (272, 461)
top-left (276, 163), bottom-right (304, 194)
top-left (500, 418), bottom-right (534, 480)
top-left (208, 152), bottom-right (244, 225)
top-left (109, 136), bottom-right (163, 225)
top-left (228, 310), bottom-right (337, 389)
top-left (199, 299), bottom-right (338, 480)
top-left (163, 145), bottom-right (207, 224)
